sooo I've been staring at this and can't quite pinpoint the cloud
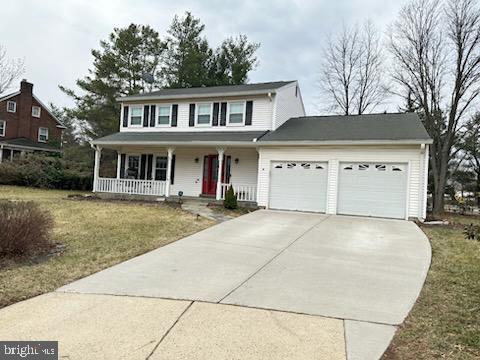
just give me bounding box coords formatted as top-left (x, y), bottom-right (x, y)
top-left (0, 0), bottom-right (404, 114)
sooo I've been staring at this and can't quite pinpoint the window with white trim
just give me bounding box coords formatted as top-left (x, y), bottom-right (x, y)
top-left (38, 127), bottom-right (48, 142)
top-left (129, 106), bottom-right (143, 126)
top-left (155, 156), bottom-right (168, 180)
top-left (157, 105), bottom-right (171, 126)
top-left (0, 120), bottom-right (5, 137)
top-left (228, 101), bottom-right (245, 124)
top-left (7, 101), bottom-right (16, 113)
top-left (196, 103), bottom-right (212, 125)
top-left (32, 106), bottom-right (41, 118)
top-left (126, 155), bottom-right (140, 178)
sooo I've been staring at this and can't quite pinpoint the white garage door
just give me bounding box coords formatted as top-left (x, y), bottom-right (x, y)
top-left (269, 161), bottom-right (328, 212)
top-left (337, 162), bottom-right (408, 219)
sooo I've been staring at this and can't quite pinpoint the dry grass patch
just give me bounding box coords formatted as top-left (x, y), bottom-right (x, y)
top-left (0, 186), bottom-right (214, 308)
top-left (384, 214), bottom-right (480, 359)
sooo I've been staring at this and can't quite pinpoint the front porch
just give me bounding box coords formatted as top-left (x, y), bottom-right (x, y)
top-left (92, 146), bottom-right (258, 203)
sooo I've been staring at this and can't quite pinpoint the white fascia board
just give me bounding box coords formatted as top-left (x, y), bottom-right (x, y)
top-left (116, 88), bottom-right (282, 102)
top-left (256, 139), bottom-right (433, 146)
top-left (90, 140), bottom-right (260, 147)
top-left (0, 91), bottom-right (21, 102)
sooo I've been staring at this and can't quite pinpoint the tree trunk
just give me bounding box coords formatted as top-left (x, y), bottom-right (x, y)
top-left (431, 145), bottom-right (449, 217)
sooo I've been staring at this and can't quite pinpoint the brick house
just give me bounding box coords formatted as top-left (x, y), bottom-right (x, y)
top-left (0, 79), bottom-right (65, 162)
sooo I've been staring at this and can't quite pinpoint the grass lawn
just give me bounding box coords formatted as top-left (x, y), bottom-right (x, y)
top-left (0, 186), bottom-right (214, 308)
top-left (384, 214), bottom-right (480, 359)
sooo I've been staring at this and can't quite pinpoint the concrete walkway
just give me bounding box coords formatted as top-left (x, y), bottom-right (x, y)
top-left (0, 210), bottom-right (431, 359)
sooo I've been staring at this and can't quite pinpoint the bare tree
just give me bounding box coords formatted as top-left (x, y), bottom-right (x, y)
top-left (389, 0), bottom-right (480, 216)
top-left (319, 21), bottom-right (387, 115)
top-left (0, 45), bottom-right (24, 95)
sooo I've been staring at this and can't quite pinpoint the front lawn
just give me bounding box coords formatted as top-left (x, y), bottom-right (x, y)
top-left (0, 186), bottom-right (214, 308)
top-left (384, 214), bottom-right (480, 359)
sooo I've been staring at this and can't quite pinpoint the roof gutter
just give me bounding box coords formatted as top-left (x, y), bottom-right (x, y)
top-left (116, 88), bottom-right (280, 102)
top-left (257, 139), bottom-right (433, 145)
top-left (91, 139), bottom-right (433, 147)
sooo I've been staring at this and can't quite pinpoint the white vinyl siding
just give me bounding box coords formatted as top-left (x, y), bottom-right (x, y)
top-left (257, 145), bottom-right (427, 220)
top-left (119, 96), bottom-right (274, 132)
top-left (273, 82), bottom-right (305, 130)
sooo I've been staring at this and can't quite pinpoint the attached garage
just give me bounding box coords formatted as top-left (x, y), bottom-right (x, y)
top-left (337, 162), bottom-right (408, 219)
top-left (256, 113), bottom-right (433, 220)
top-left (269, 161), bottom-right (328, 212)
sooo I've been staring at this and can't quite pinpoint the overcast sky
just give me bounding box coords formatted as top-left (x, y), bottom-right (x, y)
top-left (1, 0), bottom-right (405, 115)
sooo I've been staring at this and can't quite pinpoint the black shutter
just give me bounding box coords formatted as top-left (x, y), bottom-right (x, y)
top-left (220, 102), bottom-right (227, 126)
top-left (245, 101), bottom-right (253, 126)
top-left (150, 105), bottom-right (156, 127)
top-left (122, 106), bottom-right (129, 127)
top-left (140, 154), bottom-right (147, 179)
top-left (189, 104), bottom-right (195, 126)
top-left (212, 102), bottom-right (219, 126)
top-left (143, 106), bottom-right (149, 127)
top-left (172, 104), bottom-right (178, 127)
top-left (170, 155), bottom-right (176, 185)
top-left (146, 154), bottom-right (153, 180)
top-left (120, 154), bottom-right (126, 178)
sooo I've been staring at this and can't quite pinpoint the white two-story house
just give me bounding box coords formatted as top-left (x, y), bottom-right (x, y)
top-left (91, 80), bottom-right (432, 220)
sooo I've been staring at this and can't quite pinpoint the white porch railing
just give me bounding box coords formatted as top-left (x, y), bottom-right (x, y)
top-left (221, 183), bottom-right (257, 202)
top-left (96, 178), bottom-right (166, 196)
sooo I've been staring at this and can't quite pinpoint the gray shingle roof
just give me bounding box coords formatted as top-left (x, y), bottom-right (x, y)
top-left (92, 131), bottom-right (268, 145)
top-left (259, 113), bottom-right (432, 143)
top-left (117, 81), bottom-right (295, 101)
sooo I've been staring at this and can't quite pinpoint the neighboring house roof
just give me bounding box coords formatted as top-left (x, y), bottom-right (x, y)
top-left (0, 90), bottom-right (66, 129)
top-left (258, 113), bottom-right (433, 144)
top-left (0, 137), bottom-right (61, 152)
top-left (92, 131), bottom-right (268, 146)
top-left (0, 91), bottom-right (21, 102)
top-left (117, 81), bottom-right (296, 101)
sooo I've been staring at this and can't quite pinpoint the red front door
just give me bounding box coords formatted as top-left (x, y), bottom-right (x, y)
top-left (202, 155), bottom-right (218, 196)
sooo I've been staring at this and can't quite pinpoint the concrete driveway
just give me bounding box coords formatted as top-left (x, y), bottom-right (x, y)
top-left (0, 210), bottom-right (431, 360)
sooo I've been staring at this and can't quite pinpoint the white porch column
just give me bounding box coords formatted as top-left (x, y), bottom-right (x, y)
top-left (0, 146), bottom-right (3, 163)
top-left (116, 152), bottom-right (121, 179)
top-left (165, 148), bottom-right (175, 197)
top-left (216, 148), bottom-right (225, 200)
top-left (93, 146), bottom-right (102, 192)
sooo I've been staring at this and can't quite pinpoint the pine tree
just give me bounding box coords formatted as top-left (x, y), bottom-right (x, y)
top-left (60, 24), bottom-right (164, 138)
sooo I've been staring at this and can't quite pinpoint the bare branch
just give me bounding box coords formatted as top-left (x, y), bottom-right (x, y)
top-left (0, 45), bottom-right (25, 95)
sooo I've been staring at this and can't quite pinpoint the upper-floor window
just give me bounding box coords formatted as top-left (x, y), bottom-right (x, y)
top-left (129, 106), bottom-right (143, 126)
top-left (228, 102), bottom-right (245, 125)
top-left (38, 127), bottom-right (48, 142)
top-left (157, 105), bottom-right (171, 126)
top-left (32, 106), bottom-right (41, 118)
top-left (7, 101), bottom-right (16, 113)
top-left (196, 103), bottom-right (212, 126)
top-left (0, 120), bottom-right (5, 136)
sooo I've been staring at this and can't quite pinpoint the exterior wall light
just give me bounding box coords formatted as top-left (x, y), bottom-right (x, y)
top-left (235, 158), bottom-right (239, 164)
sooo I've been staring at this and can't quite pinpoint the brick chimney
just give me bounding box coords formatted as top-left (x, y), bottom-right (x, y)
top-left (20, 79), bottom-right (33, 95)
top-left (17, 79), bottom-right (33, 138)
